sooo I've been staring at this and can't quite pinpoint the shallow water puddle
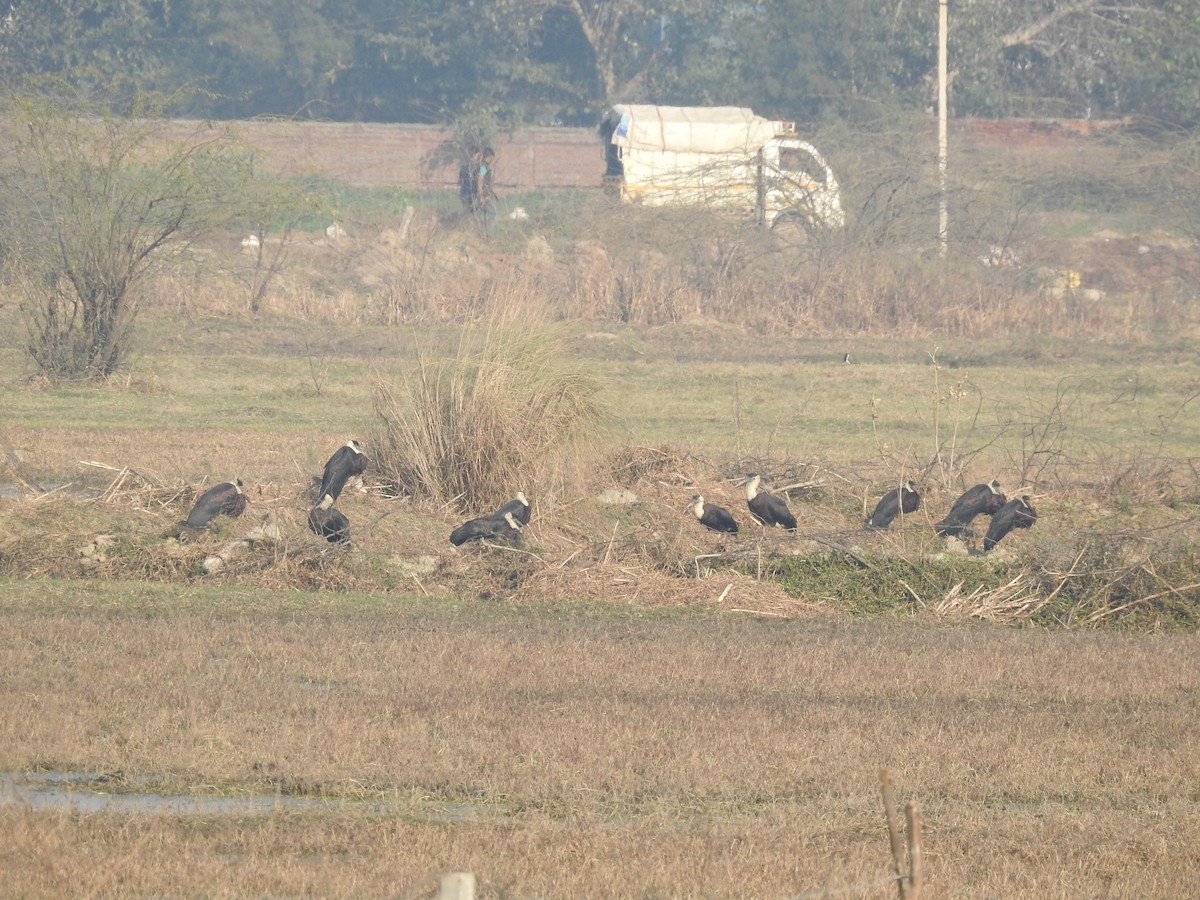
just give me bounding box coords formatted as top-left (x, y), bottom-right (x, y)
top-left (1, 771), bottom-right (507, 820)
top-left (0, 480), bottom-right (101, 500)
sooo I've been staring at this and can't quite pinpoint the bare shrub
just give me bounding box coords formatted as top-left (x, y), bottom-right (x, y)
top-left (365, 215), bottom-right (473, 325)
top-left (371, 276), bottom-right (611, 512)
top-left (0, 90), bottom-right (257, 378)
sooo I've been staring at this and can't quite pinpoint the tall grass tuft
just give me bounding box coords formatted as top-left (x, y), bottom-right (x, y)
top-left (371, 275), bottom-right (610, 512)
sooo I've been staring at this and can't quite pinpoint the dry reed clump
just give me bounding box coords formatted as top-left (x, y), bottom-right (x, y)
top-left (370, 279), bottom-right (611, 513)
top-left (362, 217), bottom-right (502, 325)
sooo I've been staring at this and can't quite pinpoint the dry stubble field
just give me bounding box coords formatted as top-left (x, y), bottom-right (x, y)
top-left (1, 211), bottom-right (1200, 897)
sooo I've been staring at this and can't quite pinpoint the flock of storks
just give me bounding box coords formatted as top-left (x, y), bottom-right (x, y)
top-left (691, 476), bottom-right (1038, 553)
top-left (182, 439), bottom-right (531, 548)
top-left (183, 439), bottom-right (368, 544)
top-left (183, 440), bottom-right (1037, 555)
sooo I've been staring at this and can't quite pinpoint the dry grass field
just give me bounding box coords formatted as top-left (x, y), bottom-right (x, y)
top-left (2, 583), bottom-right (1199, 898)
top-left (1, 151), bottom-right (1200, 896)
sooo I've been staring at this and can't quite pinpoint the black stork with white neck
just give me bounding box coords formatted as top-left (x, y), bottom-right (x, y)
top-left (316, 439), bottom-right (368, 509)
top-left (935, 479), bottom-right (1007, 537)
top-left (450, 509), bottom-right (523, 546)
top-left (690, 494), bottom-right (739, 534)
top-left (308, 505), bottom-right (351, 544)
top-left (745, 474), bottom-right (796, 531)
top-left (983, 495), bottom-right (1037, 552)
top-left (185, 479), bottom-right (248, 529)
top-left (494, 492), bottom-right (532, 527)
top-left (867, 480), bottom-right (921, 529)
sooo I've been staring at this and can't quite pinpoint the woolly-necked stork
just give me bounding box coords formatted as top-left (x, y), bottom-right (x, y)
top-left (745, 474), bottom-right (796, 531)
top-left (867, 480), bottom-right (921, 529)
top-left (308, 505), bottom-right (351, 544)
top-left (935, 479), bottom-right (1007, 538)
top-left (185, 479), bottom-right (248, 529)
top-left (450, 510), bottom-right (523, 546)
top-left (983, 496), bottom-right (1037, 552)
top-left (494, 492), bottom-right (532, 527)
top-left (316, 440), bottom-right (368, 509)
top-left (690, 494), bottom-right (739, 534)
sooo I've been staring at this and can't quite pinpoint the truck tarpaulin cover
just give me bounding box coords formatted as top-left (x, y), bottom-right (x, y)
top-left (608, 105), bottom-right (788, 155)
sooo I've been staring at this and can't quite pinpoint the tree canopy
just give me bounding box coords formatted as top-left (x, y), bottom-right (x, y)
top-left (0, 0), bottom-right (1198, 126)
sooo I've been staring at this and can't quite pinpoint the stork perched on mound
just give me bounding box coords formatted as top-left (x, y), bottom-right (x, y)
top-left (316, 440), bottom-right (368, 509)
top-left (690, 494), bottom-right (739, 534)
top-left (185, 480), bottom-right (248, 529)
top-left (745, 474), bottom-right (796, 531)
top-left (935, 479), bottom-right (1007, 538)
top-left (450, 510), bottom-right (523, 546)
top-left (493, 492), bottom-right (532, 527)
top-left (867, 480), bottom-right (921, 529)
top-left (449, 492), bottom-right (532, 546)
top-left (308, 505), bottom-right (351, 544)
top-left (983, 495), bottom-right (1037, 552)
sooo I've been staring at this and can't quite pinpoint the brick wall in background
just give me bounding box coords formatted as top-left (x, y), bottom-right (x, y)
top-left (173, 120), bottom-right (604, 191)
top-left (171, 117), bottom-right (1121, 194)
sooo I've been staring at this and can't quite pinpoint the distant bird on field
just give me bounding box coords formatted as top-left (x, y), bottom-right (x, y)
top-left (690, 494), bottom-right (739, 534)
top-left (983, 496), bottom-right (1037, 552)
top-left (450, 510), bottom-right (523, 546)
top-left (185, 479), bottom-right (248, 529)
top-left (308, 505), bottom-right (351, 544)
top-left (494, 492), bottom-right (532, 527)
top-left (316, 439), bottom-right (368, 509)
top-left (867, 480), bottom-right (921, 529)
top-left (745, 474), bottom-right (796, 531)
top-left (935, 479), bottom-right (1007, 538)
top-left (843, 352), bottom-right (852, 364)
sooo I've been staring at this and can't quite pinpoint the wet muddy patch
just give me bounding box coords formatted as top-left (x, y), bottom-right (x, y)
top-left (1, 771), bottom-right (513, 821)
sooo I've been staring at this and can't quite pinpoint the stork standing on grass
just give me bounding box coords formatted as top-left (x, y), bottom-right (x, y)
top-left (450, 510), bottom-right (523, 546)
top-left (185, 479), bottom-right (248, 529)
top-left (316, 440), bottom-right (368, 509)
top-left (935, 479), bottom-right (1007, 538)
top-left (867, 480), bottom-right (921, 529)
top-left (690, 494), bottom-right (739, 534)
top-left (983, 496), bottom-right (1037, 552)
top-left (745, 474), bottom-right (797, 531)
top-left (494, 492), bottom-right (532, 527)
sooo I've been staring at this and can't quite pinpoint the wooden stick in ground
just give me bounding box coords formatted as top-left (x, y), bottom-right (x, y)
top-left (438, 872), bottom-right (476, 900)
top-left (879, 769), bottom-right (909, 900)
top-left (906, 800), bottom-right (924, 900)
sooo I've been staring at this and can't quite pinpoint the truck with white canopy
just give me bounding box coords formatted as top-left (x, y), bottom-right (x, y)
top-left (599, 105), bottom-right (844, 230)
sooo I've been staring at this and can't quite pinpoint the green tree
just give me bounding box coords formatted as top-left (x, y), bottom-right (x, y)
top-left (659, 1), bottom-right (1200, 126)
top-left (0, 89), bottom-right (254, 378)
top-left (482, 0), bottom-right (717, 107)
top-left (0, 1), bottom-right (180, 99)
top-left (2, 0), bottom-right (1199, 127)
top-left (659, 0), bottom-right (933, 120)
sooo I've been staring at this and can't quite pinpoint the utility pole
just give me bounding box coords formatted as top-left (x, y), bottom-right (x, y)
top-left (938, 0), bottom-right (949, 256)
